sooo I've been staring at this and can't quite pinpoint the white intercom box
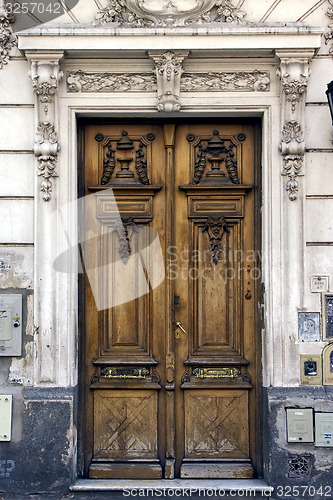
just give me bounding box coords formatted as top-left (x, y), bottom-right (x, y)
top-left (286, 408), bottom-right (314, 443)
top-left (0, 294), bottom-right (22, 356)
top-left (315, 413), bottom-right (333, 447)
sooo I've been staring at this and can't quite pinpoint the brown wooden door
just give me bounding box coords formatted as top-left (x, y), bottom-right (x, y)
top-left (82, 120), bottom-right (261, 479)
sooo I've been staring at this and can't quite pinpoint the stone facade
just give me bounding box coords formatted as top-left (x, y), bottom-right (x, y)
top-left (0, 0), bottom-right (333, 496)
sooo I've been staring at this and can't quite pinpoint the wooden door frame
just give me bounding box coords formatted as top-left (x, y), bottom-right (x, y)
top-left (76, 116), bottom-right (263, 479)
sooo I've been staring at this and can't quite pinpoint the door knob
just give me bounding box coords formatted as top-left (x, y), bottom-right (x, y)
top-left (174, 321), bottom-right (188, 339)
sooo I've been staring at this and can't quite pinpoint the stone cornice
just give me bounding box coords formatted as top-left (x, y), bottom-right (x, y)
top-left (17, 24), bottom-right (323, 56)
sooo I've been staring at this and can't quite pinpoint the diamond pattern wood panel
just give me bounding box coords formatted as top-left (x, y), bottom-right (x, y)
top-left (93, 390), bottom-right (158, 459)
top-left (185, 390), bottom-right (249, 459)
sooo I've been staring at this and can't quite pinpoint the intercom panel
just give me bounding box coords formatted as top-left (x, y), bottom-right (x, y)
top-left (0, 294), bottom-right (22, 356)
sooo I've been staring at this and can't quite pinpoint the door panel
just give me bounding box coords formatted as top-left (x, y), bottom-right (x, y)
top-left (82, 120), bottom-right (260, 479)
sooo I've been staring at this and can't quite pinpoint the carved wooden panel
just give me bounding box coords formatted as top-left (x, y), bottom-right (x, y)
top-left (184, 390), bottom-right (249, 459)
top-left (99, 222), bottom-right (152, 357)
top-left (95, 131), bottom-right (155, 186)
top-left (97, 195), bottom-right (154, 220)
top-left (187, 130), bottom-right (246, 186)
top-left (188, 195), bottom-right (244, 218)
top-left (190, 218), bottom-right (243, 357)
top-left (93, 390), bottom-right (158, 459)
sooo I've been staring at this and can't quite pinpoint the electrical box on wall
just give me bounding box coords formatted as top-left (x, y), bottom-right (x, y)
top-left (315, 413), bottom-right (333, 447)
top-left (300, 355), bottom-right (322, 385)
top-left (286, 408), bottom-right (314, 443)
top-left (0, 395), bottom-right (12, 441)
top-left (0, 294), bottom-right (22, 356)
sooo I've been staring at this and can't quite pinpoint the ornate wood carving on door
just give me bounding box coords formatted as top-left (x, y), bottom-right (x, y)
top-left (83, 121), bottom-right (260, 479)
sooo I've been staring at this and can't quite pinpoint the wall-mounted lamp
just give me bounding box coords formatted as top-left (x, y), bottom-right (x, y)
top-left (326, 81), bottom-right (333, 124)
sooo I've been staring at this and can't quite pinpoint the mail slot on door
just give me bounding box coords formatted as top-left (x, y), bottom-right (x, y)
top-left (286, 408), bottom-right (314, 443)
top-left (0, 295), bottom-right (22, 356)
top-left (315, 413), bottom-right (333, 447)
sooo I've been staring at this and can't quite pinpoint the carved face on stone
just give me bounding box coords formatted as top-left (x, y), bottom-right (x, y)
top-left (138, 0), bottom-right (201, 14)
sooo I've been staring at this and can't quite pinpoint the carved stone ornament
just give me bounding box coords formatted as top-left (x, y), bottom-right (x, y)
top-left (34, 122), bottom-right (60, 202)
top-left (66, 70), bottom-right (270, 95)
top-left (202, 216), bottom-right (229, 264)
top-left (181, 71), bottom-right (270, 92)
top-left (149, 50), bottom-right (188, 112)
top-left (278, 72), bottom-right (308, 114)
top-left (30, 61), bottom-right (63, 117)
top-left (325, 0), bottom-right (333, 54)
top-left (29, 55), bottom-right (64, 201)
top-left (0, 2), bottom-right (17, 69)
top-left (95, 0), bottom-right (247, 27)
top-left (280, 121), bottom-right (305, 201)
top-left (281, 155), bottom-right (303, 201)
top-left (276, 59), bottom-right (310, 117)
top-left (67, 71), bottom-right (157, 92)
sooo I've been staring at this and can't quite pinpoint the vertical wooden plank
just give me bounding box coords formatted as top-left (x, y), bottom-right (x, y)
top-left (163, 124), bottom-right (176, 478)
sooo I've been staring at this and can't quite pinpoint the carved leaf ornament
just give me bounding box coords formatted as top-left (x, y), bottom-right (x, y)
top-left (0, 3), bottom-right (17, 69)
top-left (95, 0), bottom-right (247, 27)
top-left (34, 122), bottom-right (60, 202)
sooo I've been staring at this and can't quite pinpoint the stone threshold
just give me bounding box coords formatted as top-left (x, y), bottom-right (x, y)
top-left (71, 479), bottom-right (273, 492)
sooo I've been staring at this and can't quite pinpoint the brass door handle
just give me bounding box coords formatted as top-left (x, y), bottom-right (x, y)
top-left (174, 321), bottom-right (188, 339)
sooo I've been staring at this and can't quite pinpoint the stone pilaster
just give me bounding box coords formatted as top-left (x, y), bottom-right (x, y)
top-left (276, 50), bottom-right (314, 385)
top-left (26, 51), bottom-right (64, 385)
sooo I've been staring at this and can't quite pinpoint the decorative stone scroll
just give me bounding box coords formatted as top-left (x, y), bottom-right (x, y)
top-left (149, 50), bottom-right (189, 112)
top-left (276, 53), bottom-right (311, 201)
top-left (28, 52), bottom-right (64, 201)
top-left (0, 1), bottom-right (17, 69)
top-left (95, 0), bottom-right (247, 27)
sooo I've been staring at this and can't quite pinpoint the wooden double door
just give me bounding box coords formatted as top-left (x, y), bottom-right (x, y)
top-left (82, 120), bottom-right (261, 479)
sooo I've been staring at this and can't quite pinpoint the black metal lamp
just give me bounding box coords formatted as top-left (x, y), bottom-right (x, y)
top-left (326, 81), bottom-right (333, 124)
